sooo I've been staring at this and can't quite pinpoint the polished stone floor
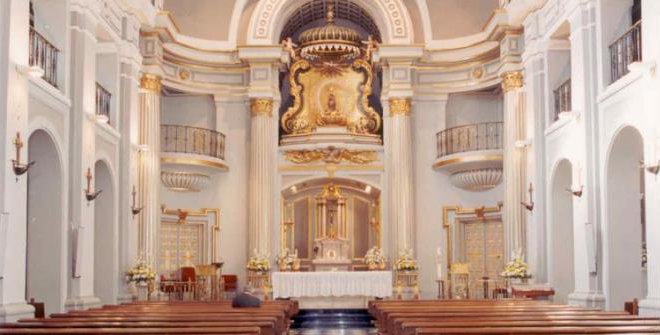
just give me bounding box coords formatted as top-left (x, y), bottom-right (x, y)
top-left (291, 329), bottom-right (376, 335)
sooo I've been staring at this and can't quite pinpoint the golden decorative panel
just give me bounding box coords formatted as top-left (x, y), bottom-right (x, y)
top-left (281, 59), bottom-right (381, 135)
top-left (284, 147), bottom-right (378, 165)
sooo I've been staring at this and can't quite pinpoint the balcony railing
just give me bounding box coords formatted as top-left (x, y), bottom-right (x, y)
top-left (29, 27), bottom-right (59, 88)
top-left (436, 122), bottom-right (503, 159)
top-left (95, 83), bottom-right (111, 124)
top-left (610, 21), bottom-right (642, 83)
top-left (553, 78), bottom-right (571, 121)
top-left (161, 125), bottom-right (226, 161)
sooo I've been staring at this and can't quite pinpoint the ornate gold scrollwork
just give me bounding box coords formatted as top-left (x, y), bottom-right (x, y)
top-left (350, 59), bottom-right (380, 134)
top-left (281, 60), bottom-right (312, 134)
top-left (284, 147), bottom-right (378, 165)
top-left (501, 71), bottom-right (523, 92)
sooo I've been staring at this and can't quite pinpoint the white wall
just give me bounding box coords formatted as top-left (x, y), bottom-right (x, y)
top-left (161, 95), bottom-right (216, 130)
top-left (445, 93), bottom-right (502, 127)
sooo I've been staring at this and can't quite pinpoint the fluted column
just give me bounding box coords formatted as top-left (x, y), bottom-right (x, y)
top-left (248, 98), bottom-right (275, 255)
top-left (137, 74), bottom-right (161, 266)
top-left (387, 98), bottom-right (415, 254)
top-left (501, 71), bottom-right (527, 261)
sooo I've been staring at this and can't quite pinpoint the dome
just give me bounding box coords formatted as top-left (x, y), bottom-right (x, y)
top-left (298, 5), bottom-right (362, 61)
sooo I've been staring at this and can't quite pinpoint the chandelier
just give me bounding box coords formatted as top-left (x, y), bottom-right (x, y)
top-left (298, 5), bottom-right (363, 62)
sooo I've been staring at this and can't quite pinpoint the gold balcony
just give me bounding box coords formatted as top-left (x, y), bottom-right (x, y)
top-left (160, 125), bottom-right (228, 173)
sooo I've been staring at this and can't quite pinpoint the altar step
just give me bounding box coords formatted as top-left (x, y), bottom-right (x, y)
top-left (291, 309), bottom-right (374, 329)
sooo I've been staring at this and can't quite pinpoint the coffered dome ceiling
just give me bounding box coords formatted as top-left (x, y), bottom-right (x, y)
top-left (163, 0), bottom-right (500, 44)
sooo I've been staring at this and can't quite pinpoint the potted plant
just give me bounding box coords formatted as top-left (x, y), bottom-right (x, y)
top-left (501, 256), bottom-right (532, 284)
top-left (247, 255), bottom-right (270, 275)
top-left (126, 262), bottom-right (156, 300)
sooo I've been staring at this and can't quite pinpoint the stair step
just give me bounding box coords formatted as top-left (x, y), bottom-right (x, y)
top-left (292, 309), bottom-right (374, 330)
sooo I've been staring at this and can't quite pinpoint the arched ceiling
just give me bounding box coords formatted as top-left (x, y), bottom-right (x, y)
top-left (163, 0), bottom-right (499, 44)
top-left (279, 0), bottom-right (381, 42)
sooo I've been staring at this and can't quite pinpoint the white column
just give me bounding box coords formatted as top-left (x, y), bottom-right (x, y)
top-left (501, 71), bottom-right (527, 261)
top-left (387, 98), bottom-right (415, 254)
top-left (137, 74), bottom-right (161, 267)
top-left (248, 98), bottom-right (275, 255)
top-left (0, 0), bottom-right (34, 321)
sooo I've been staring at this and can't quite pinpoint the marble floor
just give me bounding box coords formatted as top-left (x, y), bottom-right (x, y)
top-left (291, 329), bottom-right (377, 335)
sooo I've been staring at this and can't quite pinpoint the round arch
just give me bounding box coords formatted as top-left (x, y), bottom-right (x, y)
top-left (604, 125), bottom-right (646, 310)
top-left (93, 159), bottom-right (118, 305)
top-left (246, 0), bottom-right (414, 45)
top-left (548, 158), bottom-right (575, 304)
top-left (26, 129), bottom-right (65, 315)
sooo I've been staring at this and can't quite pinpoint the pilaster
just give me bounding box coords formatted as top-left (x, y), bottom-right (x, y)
top-left (66, 7), bottom-right (100, 309)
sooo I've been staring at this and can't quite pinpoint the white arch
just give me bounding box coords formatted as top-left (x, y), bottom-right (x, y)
top-left (246, 0), bottom-right (414, 45)
top-left (548, 158), bottom-right (575, 304)
top-left (93, 158), bottom-right (119, 305)
top-left (280, 176), bottom-right (382, 194)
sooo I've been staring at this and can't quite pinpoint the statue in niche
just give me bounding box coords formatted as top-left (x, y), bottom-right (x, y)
top-left (318, 87), bottom-right (347, 126)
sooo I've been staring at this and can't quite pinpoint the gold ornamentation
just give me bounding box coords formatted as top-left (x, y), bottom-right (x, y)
top-left (140, 73), bottom-right (162, 92)
top-left (501, 71), bottom-right (523, 92)
top-left (178, 69), bottom-right (191, 81)
top-left (389, 98), bottom-right (411, 116)
top-left (250, 98), bottom-right (273, 117)
top-left (284, 147), bottom-right (378, 165)
top-left (471, 67), bottom-right (484, 79)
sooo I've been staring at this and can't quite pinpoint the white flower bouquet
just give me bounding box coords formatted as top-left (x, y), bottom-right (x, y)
top-left (126, 262), bottom-right (156, 284)
top-left (395, 249), bottom-right (418, 271)
top-left (247, 253), bottom-right (270, 272)
top-left (501, 257), bottom-right (531, 279)
top-left (364, 246), bottom-right (387, 269)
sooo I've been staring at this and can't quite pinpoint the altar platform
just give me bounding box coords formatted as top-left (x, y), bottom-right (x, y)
top-left (272, 271), bottom-right (392, 309)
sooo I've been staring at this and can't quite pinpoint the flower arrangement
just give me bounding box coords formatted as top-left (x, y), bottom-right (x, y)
top-left (501, 256), bottom-right (531, 279)
top-left (364, 246), bottom-right (387, 269)
top-left (395, 249), bottom-right (418, 272)
top-left (247, 251), bottom-right (270, 273)
top-left (126, 262), bottom-right (156, 285)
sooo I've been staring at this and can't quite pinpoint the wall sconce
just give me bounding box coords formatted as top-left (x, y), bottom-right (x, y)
top-left (84, 167), bottom-right (102, 202)
top-left (11, 132), bottom-right (35, 177)
top-left (521, 183), bottom-right (534, 211)
top-left (566, 185), bottom-right (584, 197)
top-left (641, 160), bottom-right (660, 175)
top-left (130, 186), bottom-right (143, 216)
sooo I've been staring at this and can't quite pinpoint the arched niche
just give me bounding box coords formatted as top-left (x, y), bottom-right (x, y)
top-left (280, 177), bottom-right (381, 270)
top-left (246, 0), bottom-right (413, 45)
top-left (605, 126), bottom-right (646, 310)
top-left (26, 129), bottom-right (64, 315)
top-left (549, 159), bottom-right (575, 304)
top-left (93, 159), bottom-right (118, 305)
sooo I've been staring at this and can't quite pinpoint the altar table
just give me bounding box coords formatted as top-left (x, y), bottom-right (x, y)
top-left (272, 271), bottom-right (392, 299)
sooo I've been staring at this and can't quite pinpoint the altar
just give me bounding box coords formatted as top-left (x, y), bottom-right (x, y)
top-left (272, 271), bottom-right (392, 309)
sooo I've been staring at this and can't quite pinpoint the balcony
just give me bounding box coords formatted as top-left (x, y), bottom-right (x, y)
top-left (610, 21), bottom-right (642, 83)
top-left (29, 27), bottom-right (59, 88)
top-left (433, 122), bottom-right (503, 191)
top-left (553, 78), bottom-right (571, 121)
top-left (95, 83), bottom-right (111, 124)
top-left (160, 125), bottom-right (228, 172)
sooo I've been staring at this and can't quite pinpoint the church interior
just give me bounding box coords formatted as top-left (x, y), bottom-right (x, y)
top-left (0, 0), bottom-right (659, 333)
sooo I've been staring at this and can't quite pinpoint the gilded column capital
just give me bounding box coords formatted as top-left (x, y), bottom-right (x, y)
top-left (501, 71), bottom-right (523, 92)
top-left (140, 73), bottom-right (162, 93)
top-left (250, 98), bottom-right (273, 117)
top-left (389, 98), bottom-right (412, 116)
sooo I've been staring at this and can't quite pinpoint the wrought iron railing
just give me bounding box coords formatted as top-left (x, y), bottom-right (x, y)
top-left (161, 125), bottom-right (226, 161)
top-left (610, 21), bottom-right (642, 83)
top-left (436, 122), bottom-right (503, 159)
top-left (29, 27), bottom-right (59, 88)
top-left (553, 78), bottom-right (571, 121)
top-left (95, 83), bottom-right (111, 124)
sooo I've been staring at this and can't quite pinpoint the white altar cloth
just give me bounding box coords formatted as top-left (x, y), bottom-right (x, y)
top-left (272, 271), bottom-right (392, 299)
